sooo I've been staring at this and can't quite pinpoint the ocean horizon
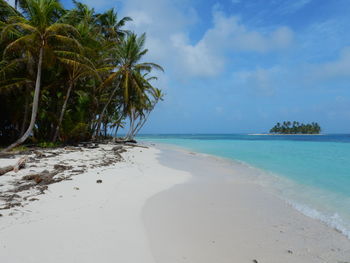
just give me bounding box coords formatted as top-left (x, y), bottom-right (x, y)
top-left (138, 133), bottom-right (350, 239)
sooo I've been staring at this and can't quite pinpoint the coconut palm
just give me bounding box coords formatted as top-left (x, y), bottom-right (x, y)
top-left (52, 51), bottom-right (99, 141)
top-left (0, 0), bottom-right (163, 147)
top-left (97, 8), bottom-right (132, 42)
top-left (114, 33), bottom-right (163, 139)
top-left (132, 87), bottom-right (164, 137)
top-left (1, 0), bottom-right (80, 151)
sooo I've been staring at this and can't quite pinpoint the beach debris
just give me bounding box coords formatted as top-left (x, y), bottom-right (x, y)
top-left (71, 169), bottom-right (86, 174)
top-left (125, 143), bottom-right (148, 149)
top-left (1, 202), bottom-right (22, 209)
top-left (53, 164), bottom-right (73, 171)
top-left (96, 180), bottom-right (102, 184)
top-left (112, 145), bottom-right (123, 151)
top-left (0, 143), bottom-right (129, 213)
top-left (73, 187), bottom-right (80, 190)
top-left (252, 260), bottom-right (258, 263)
top-left (287, 249), bottom-right (293, 254)
top-left (0, 213), bottom-right (2, 217)
top-left (22, 170), bottom-right (59, 185)
top-left (78, 142), bottom-right (99, 149)
top-left (0, 157), bottom-right (27, 176)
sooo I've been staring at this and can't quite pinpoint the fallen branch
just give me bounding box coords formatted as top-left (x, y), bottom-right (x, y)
top-left (0, 157), bottom-right (27, 176)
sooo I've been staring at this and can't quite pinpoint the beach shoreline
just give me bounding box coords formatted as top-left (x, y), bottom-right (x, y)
top-left (248, 133), bottom-right (325, 136)
top-left (0, 143), bottom-right (349, 262)
top-left (143, 144), bottom-right (350, 262)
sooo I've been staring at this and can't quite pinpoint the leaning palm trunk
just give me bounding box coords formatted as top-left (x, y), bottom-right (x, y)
top-left (53, 81), bottom-right (73, 142)
top-left (20, 86), bottom-right (30, 136)
top-left (132, 115), bottom-right (148, 137)
top-left (125, 108), bottom-right (136, 140)
top-left (131, 98), bottom-right (160, 137)
top-left (2, 46), bottom-right (44, 152)
top-left (114, 124), bottom-right (120, 137)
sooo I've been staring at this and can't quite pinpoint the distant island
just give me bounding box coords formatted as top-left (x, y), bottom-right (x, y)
top-left (269, 121), bottom-right (321, 134)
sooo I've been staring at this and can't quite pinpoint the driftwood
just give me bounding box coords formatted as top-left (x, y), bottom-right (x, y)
top-left (124, 143), bottom-right (149, 149)
top-left (0, 157), bottom-right (27, 176)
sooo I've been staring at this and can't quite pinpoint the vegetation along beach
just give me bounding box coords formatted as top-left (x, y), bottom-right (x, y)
top-left (1, 0), bottom-right (350, 262)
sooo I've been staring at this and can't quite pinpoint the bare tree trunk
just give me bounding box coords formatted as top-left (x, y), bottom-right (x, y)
top-left (20, 85), bottom-right (30, 136)
top-left (2, 46), bottom-right (44, 153)
top-left (53, 81), bottom-right (73, 142)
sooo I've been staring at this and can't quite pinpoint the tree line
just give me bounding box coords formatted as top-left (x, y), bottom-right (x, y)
top-left (0, 0), bottom-right (164, 151)
top-left (269, 121), bottom-right (321, 134)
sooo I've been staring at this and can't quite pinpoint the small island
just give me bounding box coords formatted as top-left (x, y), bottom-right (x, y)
top-left (269, 121), bottom-right (321, 134)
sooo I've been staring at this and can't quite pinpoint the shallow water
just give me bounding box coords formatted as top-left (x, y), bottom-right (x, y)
top-left (138, 134), bottom-right (350, 238)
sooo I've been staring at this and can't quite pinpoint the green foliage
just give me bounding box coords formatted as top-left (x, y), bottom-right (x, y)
top-left (0, 0), bottom-right (163, 146)
top-left (270, 121), bottom-right (321, 134)
top-left (38, 141), bottom-right (60, 148)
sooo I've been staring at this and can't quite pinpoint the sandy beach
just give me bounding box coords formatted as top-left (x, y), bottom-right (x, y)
top-left (0, 143), bottom-right (349, 263)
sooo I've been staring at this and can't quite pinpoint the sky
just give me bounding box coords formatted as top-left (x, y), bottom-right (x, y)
top-left (9, 0), bottom-right (350, 133)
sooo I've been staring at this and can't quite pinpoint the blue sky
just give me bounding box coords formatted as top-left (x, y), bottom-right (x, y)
top-left (10, 0), bottom-right (350, 133)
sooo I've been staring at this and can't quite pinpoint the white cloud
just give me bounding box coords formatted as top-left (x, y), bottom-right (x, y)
top-left (81, 0), bottom-right (293, 78)
top-left (166, 9), bottom-right (293, 77)
top-left (203, 10), bottom-right (293, 53)
top-left (170, 33), bottom-right (225, 77)
top-left (310, 47), bottom-right (350, 79)
top-left (232, 66), bottom-right (284, 96)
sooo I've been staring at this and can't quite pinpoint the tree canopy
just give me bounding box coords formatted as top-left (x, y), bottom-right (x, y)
top-left (0, 0), bottom-right (163, 150)
top-left (269, 121), bottom-right (321, 134)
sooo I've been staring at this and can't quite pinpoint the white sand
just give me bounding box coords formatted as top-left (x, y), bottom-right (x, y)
top-left (142, 145), bottom-right (350, 263)
top-left (0, 145), bottom-right (190, 263)
top-left (1, 144), bottom-right (349, 263)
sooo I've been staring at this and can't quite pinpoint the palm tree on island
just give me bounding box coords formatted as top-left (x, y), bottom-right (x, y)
top-left (269, 121), bottom-right (321, 134)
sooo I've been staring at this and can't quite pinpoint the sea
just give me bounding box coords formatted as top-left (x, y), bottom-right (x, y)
top-left (137, 134), bottom-right (350, 239)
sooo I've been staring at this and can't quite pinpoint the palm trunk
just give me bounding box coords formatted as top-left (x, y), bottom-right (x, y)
top-left (133, 115), bottom-right (148, 137)
top-left (53, 81), bottom-right (73, 142)
top-left (114, 124), bottom-right (120, 138)
top-left (103, 120), bottom-right (108, 137)
top-left (132, 100), bottom-right (159, 137)
top-left (93, 86), bottom-right (118, 140)
top-left (20, 85), bottom-right (30, 136)
top-left (126, 109), bottom-right (135, 140)
top-left (2, 46), bottom-right (44, 152)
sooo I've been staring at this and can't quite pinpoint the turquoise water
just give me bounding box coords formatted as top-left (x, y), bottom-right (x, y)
top-left (138, 134), bottom-right (350, 238)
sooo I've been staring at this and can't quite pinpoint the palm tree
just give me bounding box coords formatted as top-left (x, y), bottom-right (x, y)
top-left (132, 87), bottom-right (164, 137)
top-left (93, 33), bottom-right (163, 140)
top-left (1, 0), bottom-right (80, 151)
top-left (97, 8), bottom-right (132, 42)
top-left (0, 1), bottom-right (164, 146)
top-left (52, 51), bottom-right (98, 141)
top-left (115, 33), bottom-right (163, 140)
